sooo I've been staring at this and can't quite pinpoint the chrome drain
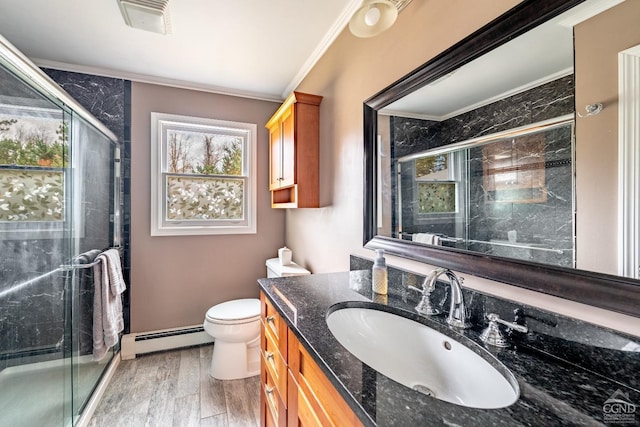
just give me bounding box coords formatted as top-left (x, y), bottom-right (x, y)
top-left (413, 384), bottom-right (436, 397)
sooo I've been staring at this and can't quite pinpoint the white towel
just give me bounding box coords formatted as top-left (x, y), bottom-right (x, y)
top-left (412, 233), bottom-right (436, 245)
top-left (93, 249), bottom-right (126, 360)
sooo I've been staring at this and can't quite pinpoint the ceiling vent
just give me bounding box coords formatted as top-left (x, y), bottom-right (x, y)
top-left (117, 0), bottom-right (172, 35)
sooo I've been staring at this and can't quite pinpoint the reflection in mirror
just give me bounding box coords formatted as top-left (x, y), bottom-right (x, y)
top-left (365, 0), bottom-right (640, 317)
top-left (375, 0), bottom-right (633, 273)
top-left (392, 116), bottom-right (574, 268)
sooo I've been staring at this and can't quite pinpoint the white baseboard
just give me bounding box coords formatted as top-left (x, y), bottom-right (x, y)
top-left (121, 325), bottom-right (214, 360)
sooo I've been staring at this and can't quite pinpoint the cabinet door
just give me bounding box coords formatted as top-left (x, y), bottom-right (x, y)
top-left (269, 123), bottom-right (282, 190)
top-left (288, 330), bottom-right (363, 427)
top-left (280, 106), bottom-right (296, 188)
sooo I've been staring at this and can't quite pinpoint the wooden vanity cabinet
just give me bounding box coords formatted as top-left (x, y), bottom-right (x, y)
top-left (260, 292), bottom-right (362, 427)
top-left (265, 92), bottom-right (322, 208)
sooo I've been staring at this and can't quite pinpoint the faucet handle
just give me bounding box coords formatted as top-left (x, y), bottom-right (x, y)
top-left (490, 313), bottom-right (528, 334)
top-left (408, 285), bottom-right (442, 316)
top-left (480, 313), bottom-right (528, 347)
top-left (407, 285), bottom-right (423, 293)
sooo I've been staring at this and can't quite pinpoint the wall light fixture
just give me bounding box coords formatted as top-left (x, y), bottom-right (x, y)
top-left (349, 0), bottom-right (413, 38)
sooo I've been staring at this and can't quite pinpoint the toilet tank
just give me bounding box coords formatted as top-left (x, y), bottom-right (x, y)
top-left (266, 258), bottom-right (311, 278)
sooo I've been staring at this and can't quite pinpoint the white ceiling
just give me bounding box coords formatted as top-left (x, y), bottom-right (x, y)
top-left (0, 0), bottom-right (362, 101)
top-left (0, 0), bottom-right (624, 109)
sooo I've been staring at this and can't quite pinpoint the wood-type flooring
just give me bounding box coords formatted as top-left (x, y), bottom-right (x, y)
top-left (88, 345), bottom-right (259, 427)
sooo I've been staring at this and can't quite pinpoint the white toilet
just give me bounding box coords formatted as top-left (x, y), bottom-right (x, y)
top-left (203, 298), bottom-right (261, 380)
top-left (203, 258), bottom-right (310, 380)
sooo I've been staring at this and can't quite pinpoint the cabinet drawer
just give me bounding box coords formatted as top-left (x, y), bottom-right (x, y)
top-left (261, 324), bottom-right (287, 403)
top-left (260, 293), bottom-right (287, 357)
top-left (261, 358), bottom-right (286, 427)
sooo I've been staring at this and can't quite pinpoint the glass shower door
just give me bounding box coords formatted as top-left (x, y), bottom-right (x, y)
top-left (0, 35), bottom-right (121, 426)
top-left (68, 116), bottom-right (119, 422)
top-left (0, 62), bottom-right (74, 426)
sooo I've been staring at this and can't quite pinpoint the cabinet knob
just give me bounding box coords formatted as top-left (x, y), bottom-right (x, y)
top-left (265, 386), bottom-right (274, 395)
top-left (266, 351), bottom-right (275, 361)
top-left (266, 315), bottom-right (275, 324)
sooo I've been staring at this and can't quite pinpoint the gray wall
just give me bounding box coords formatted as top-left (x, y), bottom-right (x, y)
top-left (129, 82), bottom-right (283, 332)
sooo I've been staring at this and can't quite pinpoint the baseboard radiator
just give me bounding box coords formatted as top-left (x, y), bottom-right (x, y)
top-left (120, 325), bottom-right (213, 360)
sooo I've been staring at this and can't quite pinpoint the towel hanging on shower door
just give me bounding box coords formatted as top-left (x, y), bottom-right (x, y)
top-left (92, 249), bottom-right (126, 360)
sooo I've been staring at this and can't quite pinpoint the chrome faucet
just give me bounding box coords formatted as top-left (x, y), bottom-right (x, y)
top-left (410, 268), bottom-right (470, 328)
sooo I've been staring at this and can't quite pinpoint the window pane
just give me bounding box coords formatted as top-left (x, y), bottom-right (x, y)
top-left (166, 175), bottom-right (244, 220)
top-left (417, 182), bottom-right (456, 213)
top-left (0, 168), bottom-right (64, 221)
top-left (0, 112), bottom-right (68, 167)
top-left (151, 112), bottom-right (256, 236)
top-left (167, 130), bottom-right (243, 176)
top-left (0, 110), bottom-right (67, 223)
top-left (415, 154), bottom-right (448, 180)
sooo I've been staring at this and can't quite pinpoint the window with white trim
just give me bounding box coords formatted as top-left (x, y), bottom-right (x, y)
top-left (150, 113), bottom-right (256, 236)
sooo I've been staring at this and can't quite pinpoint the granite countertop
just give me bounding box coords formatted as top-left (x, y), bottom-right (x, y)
top-left (258, 270), bottom-right (640, 427)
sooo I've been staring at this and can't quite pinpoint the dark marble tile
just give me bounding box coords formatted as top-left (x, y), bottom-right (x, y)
top-left (42, 69), bottom-right (126, 142)
top-left (390, 117), bottom-right (442, 159)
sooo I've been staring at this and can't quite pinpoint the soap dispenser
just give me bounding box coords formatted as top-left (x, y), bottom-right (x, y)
top-left (372, 249), bottom-right (388, 295)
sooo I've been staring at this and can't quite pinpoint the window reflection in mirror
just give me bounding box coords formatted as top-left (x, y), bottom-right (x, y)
top-left (390, 117), bottom-right (574, 268)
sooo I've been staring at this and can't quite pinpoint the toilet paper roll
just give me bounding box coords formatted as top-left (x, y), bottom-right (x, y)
top-left (278, 247), bottom-right (292, 265)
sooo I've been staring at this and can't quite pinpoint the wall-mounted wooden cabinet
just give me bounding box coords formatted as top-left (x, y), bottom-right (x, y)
top-left (265, 92), bottom-right (322, 208)
top-left (259, 292), bottom-right (361, 427)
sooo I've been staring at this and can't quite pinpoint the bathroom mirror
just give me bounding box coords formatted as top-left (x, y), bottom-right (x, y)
top-left (363, 0), bottom-right (640, 317)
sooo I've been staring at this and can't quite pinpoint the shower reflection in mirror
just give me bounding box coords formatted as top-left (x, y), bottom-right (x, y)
top-left (392, 116), bottom-right (575, 268)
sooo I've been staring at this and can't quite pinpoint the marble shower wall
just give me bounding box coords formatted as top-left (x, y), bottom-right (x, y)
top-left (467, 125), bottom-right (574, 267)
top-left (391, 76), bottom-right (574, 267)
top-left (45, 69), bottom-right (131, 350)
top-left (0, 69), bottom-right (129, 361)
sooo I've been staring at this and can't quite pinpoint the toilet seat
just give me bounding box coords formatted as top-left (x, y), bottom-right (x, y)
top-left (205, 298), bottom-right (260, 325)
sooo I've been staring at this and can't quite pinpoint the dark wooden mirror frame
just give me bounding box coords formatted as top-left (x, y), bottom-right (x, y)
top-left (363, 0), bottom-right (640, 318)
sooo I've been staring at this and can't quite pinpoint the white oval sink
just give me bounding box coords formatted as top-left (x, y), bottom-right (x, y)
top-left (326, 305), bottom-right (519, 409)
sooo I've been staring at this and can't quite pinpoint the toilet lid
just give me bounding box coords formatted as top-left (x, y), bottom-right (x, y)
top-left (206, 298), bottom-right (261, 322)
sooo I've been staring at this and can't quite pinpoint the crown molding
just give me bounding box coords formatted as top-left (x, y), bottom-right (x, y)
top-left (383, 68), bottom-right (574, 122)
top-left (33, 58), bottom-right (284, 103)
